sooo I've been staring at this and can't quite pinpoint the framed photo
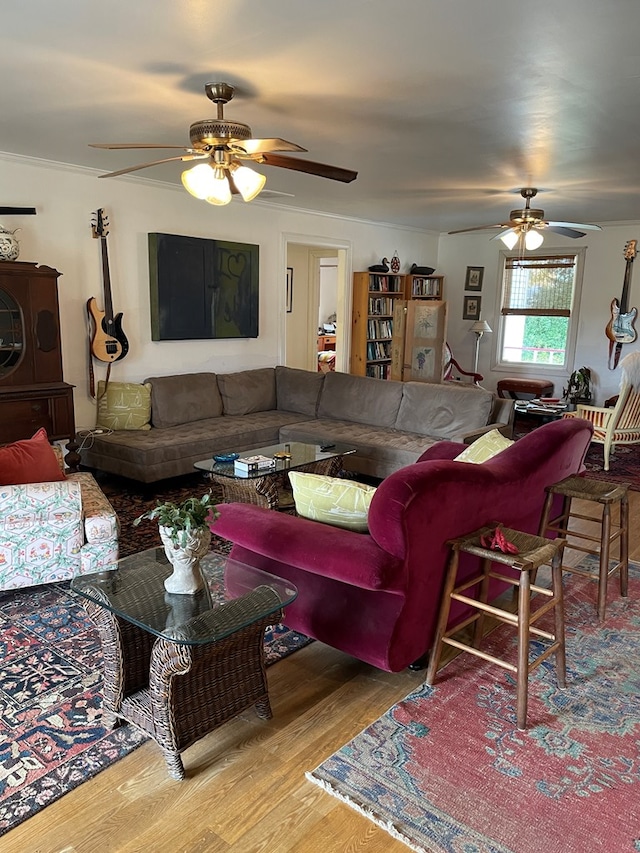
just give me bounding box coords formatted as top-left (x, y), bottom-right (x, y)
top-left (286, 267), bottom-right (293, 313)
top-left (463, 295), bottom-right (481, 320)
top-left (465, 266), bottom-right (484, 291)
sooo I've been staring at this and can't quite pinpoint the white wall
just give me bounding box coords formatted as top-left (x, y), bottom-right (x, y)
top-left (1, 153), bottom-right (437, 429)
top-left (439, 226), bottom-right (640, 404)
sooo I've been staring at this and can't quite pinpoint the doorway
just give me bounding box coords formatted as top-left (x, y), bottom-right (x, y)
top-left (283, 236), bottom-right (351, 373)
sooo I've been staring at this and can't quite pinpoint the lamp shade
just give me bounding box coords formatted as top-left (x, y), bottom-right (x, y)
top-left (470, 320), bottom-right (492, 334)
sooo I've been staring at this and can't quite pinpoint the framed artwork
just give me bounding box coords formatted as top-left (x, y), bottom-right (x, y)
top-left (148, 233), bottom-right (259, 340)
top-left (286, 267), bottom-right (293, 313)
top-left (465, 266), bottom-right (484, 291)
top-left (463, 295), bottom-right (481, 320)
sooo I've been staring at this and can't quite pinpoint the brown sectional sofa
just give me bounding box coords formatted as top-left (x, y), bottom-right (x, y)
top-left (79, 366), bottom-right (513, 483)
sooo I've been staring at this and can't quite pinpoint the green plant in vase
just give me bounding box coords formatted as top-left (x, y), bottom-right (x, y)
top-left (134, 492), bottom-right (219, 594)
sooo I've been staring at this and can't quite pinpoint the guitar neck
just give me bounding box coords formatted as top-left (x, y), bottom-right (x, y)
top-left (101, 237), bottom-right (114, 321)
top-left (619, 260), bottom-right (634, 312)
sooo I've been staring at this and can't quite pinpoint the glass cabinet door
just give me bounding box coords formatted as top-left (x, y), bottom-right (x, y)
top-left (0, 288), bottom-right (23, 378)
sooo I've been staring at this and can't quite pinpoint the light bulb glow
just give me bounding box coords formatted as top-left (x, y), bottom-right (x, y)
top-left (181, 163), bottom-right (218, 199)
top-left (500, 230), bottom-right (519, 250)
top-left (205, 167), bottom-right (232, 205)
top-left (524, 229), bottom-right (544, 250)
top-left (230, 163), bottom-right (266, 201)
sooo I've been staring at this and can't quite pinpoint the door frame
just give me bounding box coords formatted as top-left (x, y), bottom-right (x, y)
top-left (282, 233), bottom-right (352, 372)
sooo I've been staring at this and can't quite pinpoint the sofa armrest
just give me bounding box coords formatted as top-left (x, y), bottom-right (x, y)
top-left (67, 472), bottom-right (119, 544)
top-left (417, 441), bottom-right (466, 462)
top-left (214, 503), bottom-right (403, 591)
top-left (459, 422), bottom-right (514, 444)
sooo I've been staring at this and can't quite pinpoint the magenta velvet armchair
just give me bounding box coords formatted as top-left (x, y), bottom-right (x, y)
top-left (213, 418), bottom-right (593, 672)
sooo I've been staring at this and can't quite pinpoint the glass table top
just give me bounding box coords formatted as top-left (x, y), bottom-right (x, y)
top-left (71, 548), bottom-right (297, 646)
top-left (194, 441), bottom-right (356, 481)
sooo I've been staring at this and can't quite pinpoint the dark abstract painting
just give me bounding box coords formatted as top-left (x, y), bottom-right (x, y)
top-left (148, 233), bottom-right (259, 340)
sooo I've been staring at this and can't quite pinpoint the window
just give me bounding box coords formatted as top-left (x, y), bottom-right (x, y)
top-left (496, 250), bottom-right (584, 371)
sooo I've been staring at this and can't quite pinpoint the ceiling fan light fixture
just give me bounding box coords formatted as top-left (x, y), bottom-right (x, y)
top-left (524, 228), bottom-right (544, 250)
top-left (500, 230), bottom-right (519, 250)
top-left (181, 162), bottom-right (219, 199)
top-left (230, 162), bottom-right (266, 202)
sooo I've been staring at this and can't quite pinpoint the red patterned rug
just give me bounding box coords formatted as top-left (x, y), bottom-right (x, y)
top-left (581, 442), bottom-right (640, 490)
top-left (308, 557), bottom-right (640, 853)
top-left (0, 512), bottom-right (310, 836)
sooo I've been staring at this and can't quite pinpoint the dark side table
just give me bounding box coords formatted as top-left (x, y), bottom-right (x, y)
top-left (71, 548), bottom-right (297, 780)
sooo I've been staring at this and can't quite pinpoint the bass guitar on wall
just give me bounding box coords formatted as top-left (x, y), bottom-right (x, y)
top-left (606, 238), bottom-right (637, 370)
top-left (87, 208), bottom-right (129, 362)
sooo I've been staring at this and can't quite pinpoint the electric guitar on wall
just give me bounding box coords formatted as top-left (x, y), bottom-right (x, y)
top-left (87, 209), bottom-right (129, 362)
top-left (606, 239), bottom-right (638, 370)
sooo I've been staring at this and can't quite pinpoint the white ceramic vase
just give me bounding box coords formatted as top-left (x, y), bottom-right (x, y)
top-left (0, 225), bottom-right (20, 262)
top-left (159, 525), bottom-right (211, 595)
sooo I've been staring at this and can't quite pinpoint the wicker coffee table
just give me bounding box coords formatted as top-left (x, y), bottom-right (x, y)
top-left (71, 548), bottom-right (297, 780)
top-left (194, 441), bottom-right (356, 510)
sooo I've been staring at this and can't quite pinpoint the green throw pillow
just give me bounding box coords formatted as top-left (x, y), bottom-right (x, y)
top-left (288, 471), bottom-right (377, 532)
top-left (454, 428), bottom-right (514, 464)
top-left (96, 381), bottom-right (152, 431)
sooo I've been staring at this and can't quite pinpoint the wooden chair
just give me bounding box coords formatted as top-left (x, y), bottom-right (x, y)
top-left (563, 351), bottom-right (640, 470)
top-left (443, 342), bottom-right (482, 384)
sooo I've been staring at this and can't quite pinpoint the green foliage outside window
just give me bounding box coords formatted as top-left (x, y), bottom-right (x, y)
top-left (521, 317), bottom-right (569, 364)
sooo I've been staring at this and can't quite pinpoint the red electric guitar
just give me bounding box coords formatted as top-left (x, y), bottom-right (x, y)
top-left (606, 239), bottom-right (637, 369)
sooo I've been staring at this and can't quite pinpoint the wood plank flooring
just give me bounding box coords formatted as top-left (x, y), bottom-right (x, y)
top-left (4, 493), bottom-right (638, 853)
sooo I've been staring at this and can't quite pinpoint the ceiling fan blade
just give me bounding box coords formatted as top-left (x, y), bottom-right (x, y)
top-left (90, 142), bottom-right (192, 150)
top-left (98, 153), bottom-right (207, 179)
top-left (490, 228), bottom-right (516, 241)
top-left (448, 223), bottom-right (509, 235)
top-left (258, 153), bottom-right (357, 183)
top-left (546, 220), bottom-right (602, 232)
top-left (233, 138), bottom-right (307, 155)
top-left (546, 225), bottom-right (587, 239)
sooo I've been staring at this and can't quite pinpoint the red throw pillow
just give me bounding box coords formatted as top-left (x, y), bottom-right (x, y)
top-left (0, 428), bottom-right (66, 485)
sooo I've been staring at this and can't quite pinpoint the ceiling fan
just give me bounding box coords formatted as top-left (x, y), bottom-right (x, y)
top-left (90, 82), bottom-right (357, 206)
top-left (448, 187), bottom-right (602, 249)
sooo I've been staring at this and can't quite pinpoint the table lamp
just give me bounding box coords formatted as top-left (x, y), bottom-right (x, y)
top-left (470, 320), bottom-right (492, 374)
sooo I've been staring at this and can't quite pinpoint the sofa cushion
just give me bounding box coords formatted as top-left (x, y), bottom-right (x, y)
top-left (145, 373), bottom-right (222, 428)
top-left (317, 371), bottom-right (403, 427)
top-left (96, 381), bottom-right (152, 431)
top-left (288, 471), bottom-right (377, 532)
top-left (217, 368), bottom-right (277, 416)
top-left (454, 428), bottom-right (514, 463)
top-left (276, 366), bottom-right (325, 416)
top-left (395, 381), bottom-right (493, 437)
top-left (0, 428), bottom-right (67, 486)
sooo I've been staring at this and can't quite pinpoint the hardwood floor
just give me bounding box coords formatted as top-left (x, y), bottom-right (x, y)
top-left (6, 492), bottom-right (639, 853)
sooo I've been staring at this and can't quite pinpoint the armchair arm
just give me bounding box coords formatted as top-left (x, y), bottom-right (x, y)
top-left (563, 405), bottom-right (613, 430)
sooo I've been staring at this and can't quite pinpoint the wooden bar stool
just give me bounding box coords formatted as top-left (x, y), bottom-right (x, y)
top-left (538, 475), bottom-right (629, 621)
top-left (426, 526), bottom-right (566, 730)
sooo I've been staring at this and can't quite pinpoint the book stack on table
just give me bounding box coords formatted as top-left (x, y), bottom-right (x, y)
top-left (234, 454), bottom-right (276, 474)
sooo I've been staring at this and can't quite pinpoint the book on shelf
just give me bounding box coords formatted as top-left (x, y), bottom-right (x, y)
top-left (234, 454), bottom-right (276, 473)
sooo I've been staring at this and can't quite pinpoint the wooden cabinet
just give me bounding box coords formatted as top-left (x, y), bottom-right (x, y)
top-left (317, 334), bottom-right (336, 352)
top-left (350, 272), bottom-right (407, 378)
top-left (0, 261), bottom-right (76, 449)
top-left (407, 273), bottom-right (444, 300)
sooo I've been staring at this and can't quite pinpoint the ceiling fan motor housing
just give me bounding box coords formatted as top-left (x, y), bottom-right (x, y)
top-left (189, 119), bottom-right (253, 148)
top-left (509, 207), bottom-right (545, 224)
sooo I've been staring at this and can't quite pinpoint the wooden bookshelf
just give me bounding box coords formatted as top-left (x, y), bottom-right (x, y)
top-left (350, 271), bottom-right (407, 378)
top-left (408, 273), bottom-right (444, 300)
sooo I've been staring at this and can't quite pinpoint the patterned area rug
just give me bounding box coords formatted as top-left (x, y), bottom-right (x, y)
top-left (0, 533), bottom-right (311, 836)
top-left (308, 556), bottom-right (640, 853)
top-left (581, 442), bottom-right (640, 490)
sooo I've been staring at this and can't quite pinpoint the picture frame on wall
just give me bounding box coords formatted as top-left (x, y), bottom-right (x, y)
top-left (286, 267), bottom-right (293, 313)
top-left (463, 295), bottom-right (481, 320)
top-left (465, 266), bottom-right (484, 291)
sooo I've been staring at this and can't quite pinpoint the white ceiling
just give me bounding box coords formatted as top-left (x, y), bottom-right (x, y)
top-left (3, 0), bottom-right (640, 233)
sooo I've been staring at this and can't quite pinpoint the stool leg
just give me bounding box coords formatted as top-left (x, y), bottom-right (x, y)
top-left (472, 557), bottom-right (492, 647)
top-left (551, 550), bottom-right (566, 689)
top-left (537, 491), bottom-right (555, 537)
top-left (426, 548), bottom-right (460, 685)
top-left (598, 505), bottom-right (612, 621)
top-left (620, 494), bottom-right (629, 598)
top-left (516, 569), bottom-right (531, 730)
